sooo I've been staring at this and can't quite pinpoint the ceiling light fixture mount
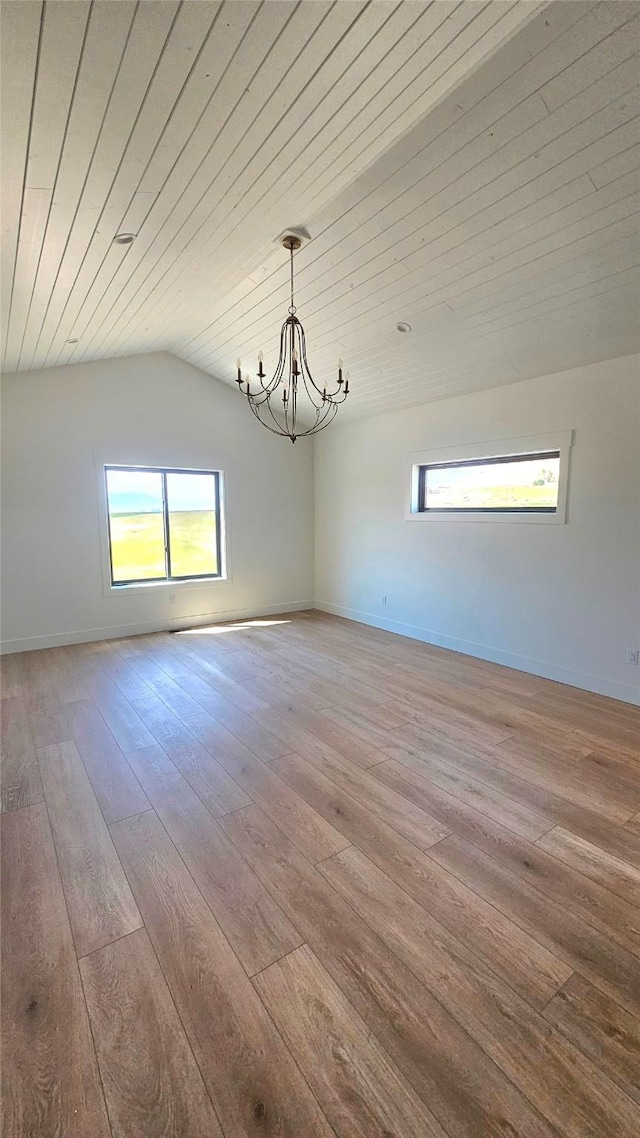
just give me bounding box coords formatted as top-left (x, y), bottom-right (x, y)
top-left (113, 232), bottom-right (136, 245)
top-left (396, 321), bottom-right (412, 333)
top-left (234, 233), bottom-right (349, 443)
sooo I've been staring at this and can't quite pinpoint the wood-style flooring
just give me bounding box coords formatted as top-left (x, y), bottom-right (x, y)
top-left (2, 609), bottom-right (639, 1138)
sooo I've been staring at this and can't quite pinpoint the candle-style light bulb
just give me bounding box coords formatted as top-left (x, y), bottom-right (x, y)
top-left (244, 373), bottom-right (251, 396)
top-left (258, 351), bottom-right (263, 363)
top-left (338, 358), bottom-right (343, 370)
top-left (236, 358), bottom-right (241, 371)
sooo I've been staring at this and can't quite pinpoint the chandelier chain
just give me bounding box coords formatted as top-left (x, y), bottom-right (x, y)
top-left (288, 244), bottom-right (296, 315)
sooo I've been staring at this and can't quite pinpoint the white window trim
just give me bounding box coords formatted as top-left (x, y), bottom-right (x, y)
top-left (94, 452), bottom-right (230, 597)
top-left (405, 430), bottom-right (573, 524)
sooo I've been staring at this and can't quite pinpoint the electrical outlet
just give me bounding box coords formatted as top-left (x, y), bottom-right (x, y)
top-left (169, 594), bottom-right (177, 606)
top-left (382, 595), bottom-right (388, 606)
top-left (626, 649), bottom-right (639, 666)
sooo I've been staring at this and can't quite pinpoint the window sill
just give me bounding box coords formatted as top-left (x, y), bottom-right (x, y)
top-left (106, 575), bottom-right (228, 598)
top-left (404, 510), bottom-right (565, 525)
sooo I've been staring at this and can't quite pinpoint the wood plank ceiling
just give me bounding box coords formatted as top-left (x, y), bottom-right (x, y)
top-left (1, 0), bottom-right (639, 419)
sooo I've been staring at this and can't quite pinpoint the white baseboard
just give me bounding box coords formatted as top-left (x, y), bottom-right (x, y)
top-left (0, 600), bottom-right (314, 654)
top-left (314, 600), bottom-right (640, 707)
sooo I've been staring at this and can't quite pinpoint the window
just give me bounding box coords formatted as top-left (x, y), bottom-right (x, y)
top-left (417, 450), bottom-right (561, 513)
top-left (105, 466), bottom-right (223, 586)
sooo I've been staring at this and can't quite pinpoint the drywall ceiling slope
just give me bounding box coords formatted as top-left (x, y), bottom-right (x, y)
top-left (2, 1), bottom-right (639, 418)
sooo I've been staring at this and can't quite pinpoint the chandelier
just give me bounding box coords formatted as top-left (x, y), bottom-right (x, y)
top-left (235, 234), bottom-right (349, 442)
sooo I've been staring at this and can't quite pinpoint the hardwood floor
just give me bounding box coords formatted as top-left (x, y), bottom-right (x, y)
top-left (1, 610), bottom-right (639, 1138)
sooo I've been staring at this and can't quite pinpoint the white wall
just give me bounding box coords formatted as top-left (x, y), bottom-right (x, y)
top-left (1, 353), bottom-right (314, 650)
top-left (314, 355), bottom-right (640, 705)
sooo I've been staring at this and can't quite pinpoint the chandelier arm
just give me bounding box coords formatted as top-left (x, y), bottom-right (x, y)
top-left (252, 389), bottom-right (291, 436)
top-left (248, 397), bottom-right (291, 438)
top-left (299, 391), bottom-right (333, 434)
top-left (303, 402), bottom-right (339, 437)
top-left (268, 391), bottom-right (292, 436)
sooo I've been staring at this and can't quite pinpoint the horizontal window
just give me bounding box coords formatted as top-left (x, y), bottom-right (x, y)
top-left (417, 450), bottom-right (561, 513)
top-left (105, 466), bottom-right (223, 586)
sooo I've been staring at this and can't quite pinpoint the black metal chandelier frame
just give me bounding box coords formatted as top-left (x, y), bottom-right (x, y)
top-left (235, 235), bottom-right (349, 443)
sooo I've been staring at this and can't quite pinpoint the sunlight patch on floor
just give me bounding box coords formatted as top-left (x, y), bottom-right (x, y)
top-left (175, 619), bottom-right (292, 636)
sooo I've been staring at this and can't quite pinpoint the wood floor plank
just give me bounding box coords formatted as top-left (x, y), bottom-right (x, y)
top-left (319, 845), bottom-right (640, 1138)
top-left (373, 758), bottom-right (640, 957)
top-left (168, 647), bottom-right (270, 714)
top-left (491, 732), bottom-right (639, 823)
top-left (114, 650), bottom-right (207, 719)
top-left (430, 834), bottom-right (640, 1018)
top-left (254, 943), bottom-right (448, 1138)
top-left (44, 645), bottom-right (91, 703)
top-left (628, 813), bottom-right (640, 836)
top-left (83, 669), bottom-right (156, 753)
top-left (0, 695), bottom-right (43, 812)
top-left (65, 698), bottom-right (150, 824)
top-left (38, 740), bottom-right (142, 957)
top-left (384, 730), bottom-right (640, 869)
top-left (543, 973), bottom-right (640, 1105)
top-left (381, 691), bottom-right (516, 748)
top-left (536, 826), bottom-right (640, 908)
top-left (164, 636), bottom-right (274, 714)
top-left (256, 702), bottom-right (387, 770)
top-left (272, 751), bottom-right (571, 1008)
top-left (271, 704), bottom-right (389, 768)
top-left (172, 670), bottom-right (292, 759)
top-left (221, 805), bottom-right (559, 1138)
top-left (80, 927), bottom-right (222, 1138)
top-left (320, 703), bottom-right (409, 751)
top-left (256, 707), bottom-right (449, 849)
top-left (128, 690), bottom-right (253, 817)
top-left (17, 649), bottom-right (72, 749)
top-left (184, 711), bottom-right (351, 863)
top-left (237, 667), bottom-right (334, 712)
top-left (1, 803), bottom-right (110, 1137)
top-left (269, 654), bottom-right (401, 721)
top-left (0, 652), bottom-right (22, 698)
top-left (110, 810), bottom-right (333, 1138)
top-left (124, 743), bottom-right (303, 974)
top-left (382, 740), bottom-right (552, 840)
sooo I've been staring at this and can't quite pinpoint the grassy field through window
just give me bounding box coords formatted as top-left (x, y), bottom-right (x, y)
top-left (109, 510), bottom-right (218, 582)
top-left (424, 453), bottom-right (560, 511)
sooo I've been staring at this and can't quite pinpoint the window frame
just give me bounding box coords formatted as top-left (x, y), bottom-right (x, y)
top-left (104, 464), bottom-right (224, 588)
top-left (406, 431), bottom-right (573, 525)
top-left (416, 449), bottom-right (561, 516)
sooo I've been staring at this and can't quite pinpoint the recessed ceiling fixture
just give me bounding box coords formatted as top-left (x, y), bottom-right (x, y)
top-left (113, 232), bottom-right (136, 245)
top-left (235, 234), bottom-right (349, 443)
top-left (396, 321), bottom-right (412, 333)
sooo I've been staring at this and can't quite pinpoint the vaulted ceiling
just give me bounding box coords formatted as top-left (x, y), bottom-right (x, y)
top-left (2, 0), bottom-right (639, 419)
